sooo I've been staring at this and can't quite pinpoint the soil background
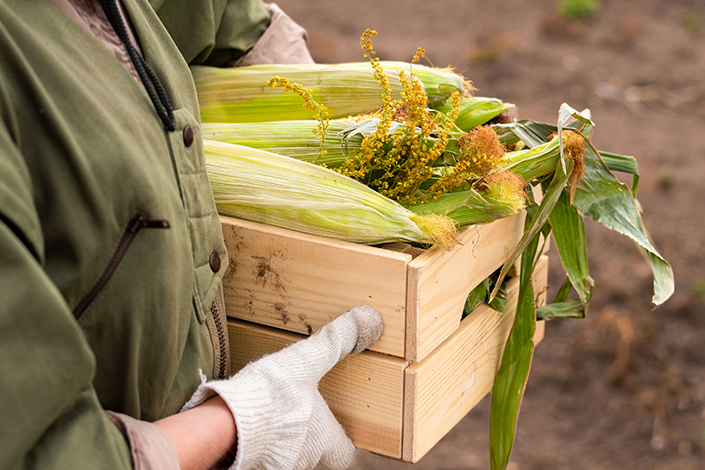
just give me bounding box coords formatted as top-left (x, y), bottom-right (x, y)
top-left (274, 0), bottom-right (705, 469)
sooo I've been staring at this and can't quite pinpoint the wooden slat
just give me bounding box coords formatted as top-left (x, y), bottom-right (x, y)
top-left (402, 256), bottom-right (549, 462)
top-left (221, 216), bottom-right (411, 357)
top-left (228, 319), bottom-right (409, 458)
top-left (406, 212), bottom-right (526, 362)
top-left (533, 254), bottom-right (549, 346)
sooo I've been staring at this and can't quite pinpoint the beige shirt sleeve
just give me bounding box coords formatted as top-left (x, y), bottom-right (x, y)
top-left (105, 412), bottom-right (181, 470)
top-left (233, 3), bottom-right (315, 66)
top-left (48, 0), bottom-right (144, 84)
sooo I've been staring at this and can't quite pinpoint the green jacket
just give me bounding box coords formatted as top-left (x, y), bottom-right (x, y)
top-left (0, 0), bottom-right (269, 468)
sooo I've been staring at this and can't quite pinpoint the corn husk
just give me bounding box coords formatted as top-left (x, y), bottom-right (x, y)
top-left (437, 96), bottom-right (515, 131)
top-left (192, 62), bottom-right (466, 124)
top-left (202, 120), bottom-right (359, 167)
top-left (201, 118), bottom-right (429, 168)
top-left (204, 140), bottom-right (457, 247)
top-left (337, 61), bottom-right (468, 106)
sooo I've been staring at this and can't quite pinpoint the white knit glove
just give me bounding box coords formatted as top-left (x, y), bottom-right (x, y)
top-left (181, 306), bottom-right (383, 470)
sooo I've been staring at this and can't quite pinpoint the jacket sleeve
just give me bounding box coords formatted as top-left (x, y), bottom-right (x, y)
top-left (0, 81), bottom-right (179, 470)
top-left (149, 0), bottom-right (272, 66)
top-left (232, 3), bottom-right (314, 66)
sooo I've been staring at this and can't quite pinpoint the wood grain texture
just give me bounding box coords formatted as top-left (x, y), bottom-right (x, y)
top-left (532, 255), bottom-right (550, 343)
top-left (221, 216), bottom-right (411, 357)
top-left (533, 183), bottom-right (551, 256)
top-left (406, 213), bottom-right (526, 362)
top-left (402, 256), bottom-right (549, 462)
top-left (228, 319), bottom-right (409, 458)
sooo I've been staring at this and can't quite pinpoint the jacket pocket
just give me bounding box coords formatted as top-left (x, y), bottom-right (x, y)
top-left (73, 213), bottom-right (170, 320)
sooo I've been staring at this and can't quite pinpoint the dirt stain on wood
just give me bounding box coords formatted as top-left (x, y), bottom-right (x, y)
top-left (252, 253), bottom-right (287, 293)
top-left (224, 258), bottom-right (238, 279)
top-left (274, 303), bottom-right (290, 324)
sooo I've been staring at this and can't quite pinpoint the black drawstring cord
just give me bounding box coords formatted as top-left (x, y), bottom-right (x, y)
top-left (99, 0), bottom-right (177, 132)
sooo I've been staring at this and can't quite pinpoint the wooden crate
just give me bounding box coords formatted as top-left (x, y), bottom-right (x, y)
top-left (220, 211), bottom-right (527, 362)
top-left (228, 255), bottom-right (548, 462)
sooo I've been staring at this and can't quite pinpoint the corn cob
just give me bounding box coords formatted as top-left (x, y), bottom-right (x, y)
top-left (336, 61), bottom-right (468, 107)
top-left (201, 118), bottom-right (440, 168)
top-left (204, 140), bottom-right (457, 247)
top-left (192, 62), bottom-right (466, 124)
top-left (202, 121), bottom-right (359, 167)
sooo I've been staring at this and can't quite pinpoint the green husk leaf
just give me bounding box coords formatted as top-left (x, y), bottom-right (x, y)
top-left (464, 271), bottom-right (508, 317)
top-left (465, 278), bottom-right (491, 315)
top-left (502, 138), bottom-right (561, 183)
top-left (488, 287), bottom-right (508, 313)
top-left (489, 215), bottom-right (541, 470)
top-left (599, 151), bottom-right (639, 175)
top-left (436, 96), bottom-right (515, 131)
top-left (495, 120), bottom-right (562, 148)
top-left (408, 189), bottom-right (520, 227)
top-left (548, 188), bottom-right (594, 305)
top-left (537, 299), bottom-right (586, 320)
top-left (598, 151), bottom-right (640, 198)
top-left (572, 141), bottom-right (674, 306)
top-left (407, 190), bottom-right (478, 216)
top-left (491, 158), bottom-right (573, 300)
top-left (497, 119), bottom-right (640, 197)
top-left (552, 276), bottom-right (574, 304)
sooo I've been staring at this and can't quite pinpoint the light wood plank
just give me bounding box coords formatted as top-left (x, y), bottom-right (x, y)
top-left (402, 256), bottom-right (549, 462)
top-left (221, 216), bottom-right (411, 357)
top-left (406, 213), bottom-right (526, 362)
top-left (228, 319), bottom-right (409, 458)
top-left (532, 255), bottom-right (549, 343)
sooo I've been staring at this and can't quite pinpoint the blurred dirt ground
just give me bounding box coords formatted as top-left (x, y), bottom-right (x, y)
top-left (274, 0), bottom-right (705, 468)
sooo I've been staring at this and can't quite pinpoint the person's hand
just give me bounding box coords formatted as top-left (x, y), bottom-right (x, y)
top-left (182, 305), bottom-right (383, 470)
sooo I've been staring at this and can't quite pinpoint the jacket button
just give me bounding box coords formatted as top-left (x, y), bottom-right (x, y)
top-left (209, 251), bottom-right (221, 273)
top-left (183, 125), bottom-right (194, 147)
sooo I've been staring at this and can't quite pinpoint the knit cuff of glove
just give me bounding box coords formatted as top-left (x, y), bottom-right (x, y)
top-left (181, 371), bottom-right (306, 470)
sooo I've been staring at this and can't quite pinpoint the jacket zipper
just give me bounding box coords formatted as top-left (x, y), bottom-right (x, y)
top-left (210, 299), bottom-right (228, 379)
top-left (73, 214), bottom-right (170, 319)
